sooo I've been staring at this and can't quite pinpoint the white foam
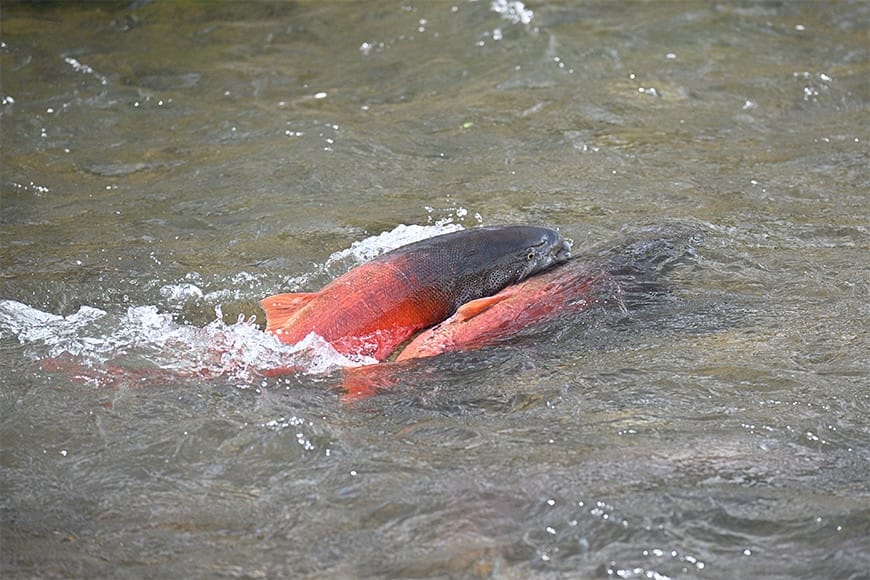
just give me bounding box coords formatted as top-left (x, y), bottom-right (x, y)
top-left (0, 300), bottom-right (108, 357)
top-left (491, 0), bottom-right (534, 25)
top-left (0, 220), bottom-right (476, 385)
top-left (159, 283), bottom-right (204, 303)
top-left (324, 222), bottom-right (464, 269)
top-left (0, 298), bottom-right (374, 385)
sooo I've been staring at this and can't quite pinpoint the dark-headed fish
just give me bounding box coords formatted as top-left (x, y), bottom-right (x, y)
top-left (341, 224), bottom-right (699, 399)
top-left (395, 224), bottom-right (699, 361)
top-left (261, 225), bottom-right (571, 361)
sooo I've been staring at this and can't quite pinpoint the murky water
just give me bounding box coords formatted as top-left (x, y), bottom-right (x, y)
top-left (2, 1), bottom-right (868, 578)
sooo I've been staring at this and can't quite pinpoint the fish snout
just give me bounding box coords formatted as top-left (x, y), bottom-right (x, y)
top-left (541, 232), bottom-right (572, 264)
top-left (520, 232), bottom-right (572, 279)
top-left (543, 238), bottom-right (571, 268)
top-left (554, 238), bottom-right (573, 260)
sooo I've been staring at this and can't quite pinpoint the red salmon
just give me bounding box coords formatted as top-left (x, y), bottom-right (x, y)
top-left (341, 224), bottom-right (699, 399)
top-left (261, 225), bottom-right (571, 361)
top-left (395, 261), bottom-right (620, 360)
top-left (395, 224), bottom-right (698, 361)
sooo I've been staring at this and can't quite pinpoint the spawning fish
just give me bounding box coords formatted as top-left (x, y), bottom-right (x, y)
top-left (260, 225), bottom-right (571, 361)
top-left (394, 260), bottom-right (619, 361)
top-left (341, 224), bottom-right (699, 399)
top-left (395, 224), bottom-right (699, 361)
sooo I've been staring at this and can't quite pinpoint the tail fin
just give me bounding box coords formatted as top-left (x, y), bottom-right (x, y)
top-left (259, 292), bottom-right (318, 333)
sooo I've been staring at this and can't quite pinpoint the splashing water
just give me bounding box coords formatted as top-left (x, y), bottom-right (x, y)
top-left (287, 219), bottom-right (465, 289)
top-left (0, 222), bottom-right (465, 388)
top-left (0, 300), bottom-right (374, 385)
top-left (324, 222), bottom-right (464, 268)
top-left (491, 0), bottom-right (534, 25)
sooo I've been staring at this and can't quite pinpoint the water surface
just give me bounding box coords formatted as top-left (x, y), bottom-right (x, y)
top-left (1, 1), bottom-right (868, 578)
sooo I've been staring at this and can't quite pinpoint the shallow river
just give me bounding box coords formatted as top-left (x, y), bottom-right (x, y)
top-left (1, 1), bottom-right (868, 578)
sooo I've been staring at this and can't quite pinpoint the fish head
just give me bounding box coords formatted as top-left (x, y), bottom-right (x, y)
top-left (456, 226), bottom-right (572, 303)
top-left (514, 227), bottom-right (573, 281)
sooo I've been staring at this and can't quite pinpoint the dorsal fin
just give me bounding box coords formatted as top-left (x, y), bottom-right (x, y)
top-left (260, 292), bottom-right (318, 333)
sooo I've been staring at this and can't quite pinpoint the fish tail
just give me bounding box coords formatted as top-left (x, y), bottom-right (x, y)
top-left (260, 292), bottom-right (318, 333)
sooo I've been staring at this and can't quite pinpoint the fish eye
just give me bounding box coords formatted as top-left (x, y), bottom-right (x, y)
top-left (527, 250), bottom-right (536, 260)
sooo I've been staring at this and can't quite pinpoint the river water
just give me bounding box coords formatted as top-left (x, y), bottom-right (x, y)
top-left (1, 1), bottom-right (867, 578)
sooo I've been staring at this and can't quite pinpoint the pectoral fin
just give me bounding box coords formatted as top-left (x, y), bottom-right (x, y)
top-left (260, 292), bottom-right (318, 332)
top-left (453, 293), bottom-right (511, 322)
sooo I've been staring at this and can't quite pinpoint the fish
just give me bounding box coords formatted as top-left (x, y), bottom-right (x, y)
top-left (395, 224), bottom-right (699, 361)
top-left (260, 225), bottom-right (572, 362)
top-left (394, 261), bottom-right (620, 361)
top-left (341, 224), bottom-right (699, 399)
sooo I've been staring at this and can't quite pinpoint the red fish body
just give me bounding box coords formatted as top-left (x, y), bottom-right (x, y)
top-left (341, 224), bottom-right (699, 399)
top-left (395, 259), bottom-right (621, 361)
top-left (261, 226), bottom-right (571, 361)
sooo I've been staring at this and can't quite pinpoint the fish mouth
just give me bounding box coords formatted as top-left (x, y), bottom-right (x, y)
top-left (518, 233), bottom-right (572, 280)
top-left (542, 235), bottom-right (572, 266)
top-left (553, 238), bottom-right (573, 261)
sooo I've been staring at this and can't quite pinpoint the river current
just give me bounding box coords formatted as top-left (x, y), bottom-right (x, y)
top-left (1, 2), bottom-right (867, 578)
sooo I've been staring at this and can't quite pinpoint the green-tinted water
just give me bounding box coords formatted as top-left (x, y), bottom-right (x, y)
top-left (2, 1), bottom-right (867, 578)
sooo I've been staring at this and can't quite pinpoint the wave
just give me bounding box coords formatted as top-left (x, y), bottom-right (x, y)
top-left (0, 222), bottom-right (465, 387)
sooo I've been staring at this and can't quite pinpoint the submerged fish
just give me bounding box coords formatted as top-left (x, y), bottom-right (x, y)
top-left (261, 225), bottom-right (571, 361)
top-left (395, 224), bottom-right (699, 361)
top-left (394, 262), bottom-right (619, 361)
top-left (341, 224), bottom-right (699, 399)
